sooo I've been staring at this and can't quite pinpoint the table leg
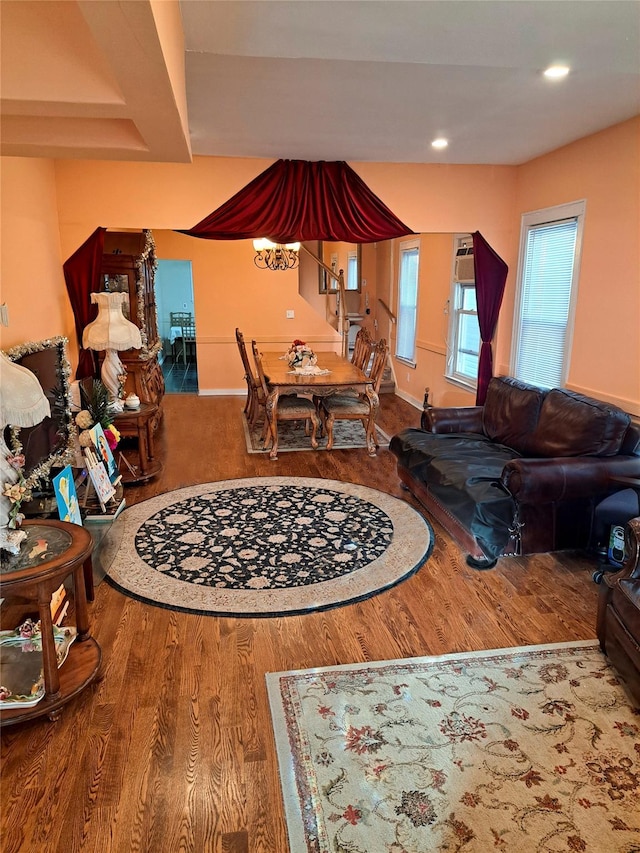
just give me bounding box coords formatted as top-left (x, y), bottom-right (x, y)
top-left (138, 423), bottom-right (150, 474)
top-left (83, 555), bottom-right (95, 602)
top-left (364, 385), bottom-right (379, 456)
top-left (146, 419), bottom-right (155, 460)
top-left (37, 584), bottom-right (61, 700)
top-left (267, 390), bottom-right (280, 460)
top-left (72, 563), bottom-right (91, 641)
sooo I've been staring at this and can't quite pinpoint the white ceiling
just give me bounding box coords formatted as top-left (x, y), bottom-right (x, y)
top-left (2, 0), bottom-right (639, 165)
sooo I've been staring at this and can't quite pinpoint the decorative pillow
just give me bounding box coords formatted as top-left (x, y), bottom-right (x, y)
top-left (482, 376), bottom-right (546, 454)
top-left (531, 388), bottom-right (630, 457)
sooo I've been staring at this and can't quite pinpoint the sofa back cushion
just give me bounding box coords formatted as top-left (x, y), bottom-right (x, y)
top-left (530, 388), bottom-right (631, 457)
top-left (482, 376), bottom-right (546, 454)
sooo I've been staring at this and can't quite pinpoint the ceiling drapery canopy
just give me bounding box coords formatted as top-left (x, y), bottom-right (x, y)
top-left (178, 159), bottom-right (414, 243)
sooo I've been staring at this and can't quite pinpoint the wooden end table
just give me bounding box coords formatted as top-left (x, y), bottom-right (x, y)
top-left (113, 402), bottom-right (162, 485)
top-left (0, 520), bottom-right (102, 726)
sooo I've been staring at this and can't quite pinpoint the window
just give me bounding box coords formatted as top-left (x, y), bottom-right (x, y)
top-left (446, 236), bottom-right (479, 387)
top-left (395, 239), bottom-right (420, 363)
top-left (346, 250), bottom-right (358, 291)
top-left (511, 201), bottom-right (585, 389)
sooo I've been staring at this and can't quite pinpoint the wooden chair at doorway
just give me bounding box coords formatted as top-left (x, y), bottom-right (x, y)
top-left (170, 312), bottom-right (196, 364)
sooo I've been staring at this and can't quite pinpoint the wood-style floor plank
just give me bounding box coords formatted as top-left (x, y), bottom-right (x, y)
top-left (0, 392), bottom-right (602, 852)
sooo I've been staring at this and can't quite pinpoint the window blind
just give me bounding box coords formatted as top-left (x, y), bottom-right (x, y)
top-left (515, 218), bottom-right (578, 388)
top-left (396, 246), bottom-right (419, 361)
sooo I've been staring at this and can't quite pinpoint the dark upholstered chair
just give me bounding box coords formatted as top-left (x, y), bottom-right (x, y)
top-left (597, 516), bottom-right (640, 705)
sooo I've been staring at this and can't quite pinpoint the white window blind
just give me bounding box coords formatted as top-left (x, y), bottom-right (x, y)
top-left (513, 204), bottom-right (584, 388)
top-left (346, 251), bottom-right (358, 291)
top-left (453, 283), bottom-right (480, 380)
top-left (396, 243), bottom-right (419, 362)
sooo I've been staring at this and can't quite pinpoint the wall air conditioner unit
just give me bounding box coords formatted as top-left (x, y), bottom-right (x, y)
top-left (454, 245), bottom-right (475, 282)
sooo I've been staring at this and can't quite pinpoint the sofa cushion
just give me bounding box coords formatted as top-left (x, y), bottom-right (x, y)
top-left (389, 429), bottom-right (520, 560)
top-left (482, 376), bottom-right (546, 455)
top-left (530, 388), bottom-right (631, 457)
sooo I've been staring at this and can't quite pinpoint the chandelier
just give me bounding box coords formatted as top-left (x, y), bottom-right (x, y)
top-left (253, 238), bottom-right (301, 271)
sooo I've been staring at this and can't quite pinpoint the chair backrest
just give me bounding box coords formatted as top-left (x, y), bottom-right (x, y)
top-left (251, 340), bottom-right (270, 397)
top-left (236, 328), bottom-right (255, 383)
top-left (351, 327), bottom-right (373, 371)
top-left (181, 321), bottom-right (196, 341)
top-left (368, 338), bottom-right (389, 394)
top-left (170, 311), bottom-right (192, 327)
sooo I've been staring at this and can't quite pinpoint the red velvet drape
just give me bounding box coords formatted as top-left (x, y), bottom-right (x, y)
top-left (472, 231), bottom-right (508, 406)
top-left (179, 159), bottom-right (413, 243)
top-left (62, 226), bottom-right (106, 379)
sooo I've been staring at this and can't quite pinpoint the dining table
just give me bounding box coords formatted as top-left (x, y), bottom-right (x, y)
top-left (260, 351), bottom-right (378, 460)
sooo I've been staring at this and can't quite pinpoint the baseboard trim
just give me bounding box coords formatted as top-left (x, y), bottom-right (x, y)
top-left (197, 389), bottom-right (245, 397)
top-left (393, 388), bottom-right (423, 410)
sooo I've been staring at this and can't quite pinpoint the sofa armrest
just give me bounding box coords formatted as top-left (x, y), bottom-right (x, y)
top-left (421, 406), bottom-right (484, 434)
top-left (501, 455), bottom-right (640, 504)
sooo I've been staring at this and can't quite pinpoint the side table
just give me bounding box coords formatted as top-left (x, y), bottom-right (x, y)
top-left (0, 520), bottom-right (102, 726)
top-left (113, 402), bottom-right (162, 485)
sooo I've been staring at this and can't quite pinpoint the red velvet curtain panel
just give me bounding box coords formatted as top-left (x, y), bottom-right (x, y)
top-left (179, 159), bottom-right (413, 243)
top-left (63, 226), bottom-right (106, 379)
top-left (472, 231), bottom-right (508, 406)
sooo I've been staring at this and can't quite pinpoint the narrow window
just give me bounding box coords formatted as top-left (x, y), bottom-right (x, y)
top-left (512, 201), bottom-right (585, 388)
top-left (446, 235), bottom-right (478, 388)
top-left (396, 240), bottom-right (419, 363)
top-left (346, 250), bottom-right (358, 291)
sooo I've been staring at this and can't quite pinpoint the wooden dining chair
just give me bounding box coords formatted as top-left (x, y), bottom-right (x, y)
top-left (251, 340), bottom-right (320, 456)
top-left (170, 311), bottom-right (194, 364)
top-left (321, 338), bottom-right (389, 454)
top-left (351, 327), bottom-right (374, 372)
top-left (235, 328), bottom-right (265, 425)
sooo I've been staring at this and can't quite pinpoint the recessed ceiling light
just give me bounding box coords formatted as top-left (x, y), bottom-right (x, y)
top-left (431, 138), bottom-right (448, 150)
top-left (544, 65), bottom-right (570, 79)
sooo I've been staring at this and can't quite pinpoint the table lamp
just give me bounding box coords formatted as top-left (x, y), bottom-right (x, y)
top-left (82, 292), bottom-right (142, 412)
top-left (0, 351), bottom-right (51, 554)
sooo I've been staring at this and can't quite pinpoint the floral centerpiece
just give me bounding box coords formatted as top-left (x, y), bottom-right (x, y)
top-left (285, 339), bottom-right (317, 369)
top-left (75, 380), bottom-right (120, 452)
top-left (2, 454), bottom-right (30, 531)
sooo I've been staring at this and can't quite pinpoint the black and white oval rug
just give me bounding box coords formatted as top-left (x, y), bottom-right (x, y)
top-left (104, 477), bottom-right (433, 616)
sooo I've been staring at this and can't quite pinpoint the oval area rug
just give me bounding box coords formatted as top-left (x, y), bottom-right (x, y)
top-left (104, 477), bottom-right (433, 616)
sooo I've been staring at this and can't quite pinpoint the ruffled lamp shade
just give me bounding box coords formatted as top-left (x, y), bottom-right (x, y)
top-left (0, 351), bottom-right (51, 554)
top-left (82, 292), bottom-right (142, 411)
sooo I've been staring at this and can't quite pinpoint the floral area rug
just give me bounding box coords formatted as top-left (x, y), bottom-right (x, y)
top-left (242, 412), bottom-right (391, 453)
top-left (266, 642), bottom-right (640, 853)
top-left (104, 477), bottom-right (433, 616)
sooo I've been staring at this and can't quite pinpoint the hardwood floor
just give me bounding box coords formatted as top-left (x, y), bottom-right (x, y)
top-left (0, 393), bottom-right (601, 853)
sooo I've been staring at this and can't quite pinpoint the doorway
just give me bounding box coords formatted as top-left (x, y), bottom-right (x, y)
top-left (155, 259), bottom-right (198, 393)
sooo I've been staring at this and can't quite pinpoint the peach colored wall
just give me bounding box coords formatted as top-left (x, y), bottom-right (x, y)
top-left (505, 117), bottom-right (639, 413)
top-left (52, 155), bottom-right (516, 394)
top-left (152, 230), bottom-right (340, 392)
top-left (0, 157), bottom-right (75, 355)
top-left (2, 122), bottom-right (637, 412)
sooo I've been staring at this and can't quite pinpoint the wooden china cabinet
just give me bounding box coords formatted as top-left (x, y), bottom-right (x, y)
top-left (100, 230), bottom-right (164, 433)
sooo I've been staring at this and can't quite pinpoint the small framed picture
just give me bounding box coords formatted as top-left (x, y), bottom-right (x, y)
top-left (53, 465), bottom-right (82, 525)
top-left (88, 423), bottom-right (118, 481)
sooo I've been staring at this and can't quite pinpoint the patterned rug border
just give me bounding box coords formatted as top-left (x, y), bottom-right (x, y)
top-left (241, 411), bottom-right (391, 454)
top-left (104, 477), bottom-right (434, 617)
top-left (266, 640), bottom-right (636, 853)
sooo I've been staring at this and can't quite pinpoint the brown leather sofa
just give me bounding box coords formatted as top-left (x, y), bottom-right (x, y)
top-left (390, 376), bottom-right (640, 568)
top-left (597, 517), bottom-right (640, 705)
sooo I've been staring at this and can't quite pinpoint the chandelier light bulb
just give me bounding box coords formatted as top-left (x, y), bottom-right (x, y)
top-left (253, 237), bottom-right (300, 271)
top-left (543, 65), bottom-right (570, 79)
